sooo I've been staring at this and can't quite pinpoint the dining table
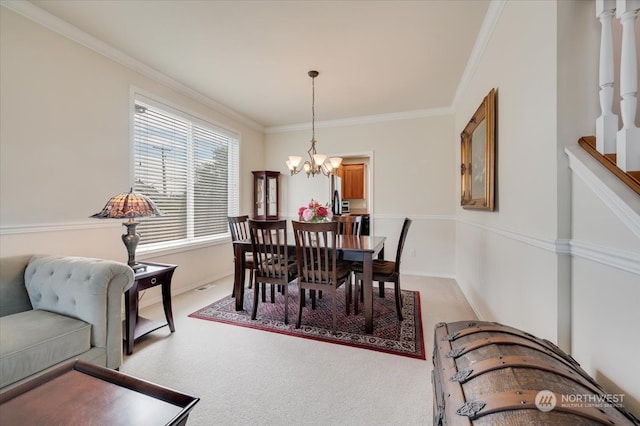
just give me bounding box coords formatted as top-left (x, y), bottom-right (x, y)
top-left (232, 233), bottom-right (386, 334)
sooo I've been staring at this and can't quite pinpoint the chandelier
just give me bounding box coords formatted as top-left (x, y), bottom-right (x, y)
top-left (286, 70), bottom-right (342, 177)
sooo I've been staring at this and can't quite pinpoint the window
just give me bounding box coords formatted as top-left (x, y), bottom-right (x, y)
top-left (133, 95), bottom-right (239, 249)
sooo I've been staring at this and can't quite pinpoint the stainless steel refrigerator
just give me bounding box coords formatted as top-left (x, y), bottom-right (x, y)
top-left (330, 175), bottom-right (342, 215)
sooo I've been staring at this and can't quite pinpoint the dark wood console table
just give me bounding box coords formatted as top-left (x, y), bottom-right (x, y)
top-left (0, 360), bottom-right (199, 425)
top-left (125, 261), bottom-right (177, 355)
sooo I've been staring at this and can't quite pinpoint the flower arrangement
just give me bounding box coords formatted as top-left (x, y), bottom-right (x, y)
top-left (298, 199), bottom-right (333, 222)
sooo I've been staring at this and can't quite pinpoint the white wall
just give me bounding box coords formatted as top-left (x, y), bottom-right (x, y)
top-left (0, 8), bottom-right (264, 303)
top-left (265, 114), bottom-right (457, 277)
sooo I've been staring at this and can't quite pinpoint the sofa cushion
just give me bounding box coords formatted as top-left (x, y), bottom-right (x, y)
top-left (0, 310), bottom-right (91, 388)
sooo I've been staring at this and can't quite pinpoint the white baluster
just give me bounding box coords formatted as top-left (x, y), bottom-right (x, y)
top-left (596, 0), bottom-right (619, 154)
top-left (616, 0), bottom-right (640, 171)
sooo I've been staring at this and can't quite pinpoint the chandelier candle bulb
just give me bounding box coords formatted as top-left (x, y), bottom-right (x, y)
top-left (313, 153), bottom-right (327, 165)
top-left (287, 156), bottom-right (302, 170)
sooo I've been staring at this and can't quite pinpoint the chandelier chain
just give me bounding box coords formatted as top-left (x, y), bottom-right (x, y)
top-left (311, 73), bottom-right (315, 141)
top-left (285, 70), bottom-right (342, 177)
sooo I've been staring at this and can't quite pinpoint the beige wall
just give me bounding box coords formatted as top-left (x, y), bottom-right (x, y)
top-left (568, 150), bottom-right (640, 415)
top-left (0, 8), bottom-right (264, 302)
top-left (455, 0), bottom-right (640, 415)
top-left (454, 0), bottom-right (562, 341)
top-left (265, 114), bottom-right (457, 277)
top-left (2, 1), bottom-right (639, 415)
top-left (558, 1), bottom-right (639, 415)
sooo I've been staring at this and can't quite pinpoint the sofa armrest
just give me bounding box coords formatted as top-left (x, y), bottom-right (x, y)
top-left (0, 255), bottom-right (34, 317)
top-left (24, 256), bottom-right (134, 369)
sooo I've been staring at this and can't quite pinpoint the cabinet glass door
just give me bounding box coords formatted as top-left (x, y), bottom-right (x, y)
top-left (255, 176), bottom-right (265, 218)
top-left (252, 170), bottom-right (280, 220)
top-left (267, 175), bottom-right (277, 217)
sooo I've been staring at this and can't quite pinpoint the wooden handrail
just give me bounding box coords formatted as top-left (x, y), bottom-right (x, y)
top-left (578, 136), bottom-right (640, 196)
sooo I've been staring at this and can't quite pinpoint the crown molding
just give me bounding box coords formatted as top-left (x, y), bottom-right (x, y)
top-left (265, 107), bottom-right (453, 134)
top-left (0, 0), bottom-right (264, 133)
top-left (451, 0), bottom-right (507, 110)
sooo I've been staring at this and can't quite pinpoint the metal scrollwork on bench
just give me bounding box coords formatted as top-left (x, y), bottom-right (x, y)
top-left (445, 347), bottom-right (465, 358)
top-left (456, 401), bottom-right (486, 418)
top-left (450, 369), bottom-right (473, 383)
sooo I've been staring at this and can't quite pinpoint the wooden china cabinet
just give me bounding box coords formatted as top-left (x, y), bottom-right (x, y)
top-left (252, 170), bottom-right (280, 220)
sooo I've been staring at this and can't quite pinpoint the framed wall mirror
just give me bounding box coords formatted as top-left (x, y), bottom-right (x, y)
top-left (461, 88), bottom-right (496, 211)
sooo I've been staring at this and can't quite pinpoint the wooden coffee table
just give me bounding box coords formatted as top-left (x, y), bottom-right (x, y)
top-left (0, 360), bottom-right (199, 426)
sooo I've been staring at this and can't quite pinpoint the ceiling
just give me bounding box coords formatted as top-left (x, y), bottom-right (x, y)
top-left (26, 0), bottom-right (491, 129)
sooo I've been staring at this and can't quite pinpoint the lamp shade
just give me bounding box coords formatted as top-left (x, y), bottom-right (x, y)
top-left (91, 188), bottom-right (161, 220)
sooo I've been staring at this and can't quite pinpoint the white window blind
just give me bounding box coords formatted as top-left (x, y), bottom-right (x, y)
top-left (133, 96), bottom-right (239, 248)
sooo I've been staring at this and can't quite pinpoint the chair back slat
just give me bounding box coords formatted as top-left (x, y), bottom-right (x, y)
top-left (334, 215), bottom-right (362, 236)
top-left (249, 220), bottom-right (291, 281)
top-left (292, 221), bottom-right (338, 285)
top-left (228, 215), bottom-right (250, 241)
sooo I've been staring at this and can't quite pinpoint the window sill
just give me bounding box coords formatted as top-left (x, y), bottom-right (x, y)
top-left (137, 235), bottom-right (230, 259)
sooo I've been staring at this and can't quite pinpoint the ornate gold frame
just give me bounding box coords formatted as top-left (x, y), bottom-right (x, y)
top-left (461, 88), bottom-right (496, 210)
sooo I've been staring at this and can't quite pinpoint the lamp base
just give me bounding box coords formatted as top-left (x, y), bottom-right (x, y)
top-left (122, 221), bottom-right (141, 271)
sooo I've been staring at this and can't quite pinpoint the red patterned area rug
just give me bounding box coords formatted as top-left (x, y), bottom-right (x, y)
top-left (189, 282), bottom-right (425, 360)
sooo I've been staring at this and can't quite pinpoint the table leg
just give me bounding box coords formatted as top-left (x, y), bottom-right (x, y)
top-left (161, 272), bottom-right (176, 333)
top-left (363, 252), bottom-right (373, 334)
top-left (124, 288), bottom-right (137, 356)
top-left (234, 242), bottom-right (246, 311)
top-left (377, 246), bottom-right (385, 297)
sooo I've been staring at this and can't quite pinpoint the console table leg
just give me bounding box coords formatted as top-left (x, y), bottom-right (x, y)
top-left (162, 275), bottom-right (176, 332)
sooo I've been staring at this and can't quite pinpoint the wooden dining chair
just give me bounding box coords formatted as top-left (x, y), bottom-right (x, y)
top-left (334, 215), bottom-right (362, 312)
top-left (248, 220), bottom-right (297, 324)
top-left (292, 221), bottom-right (352, 334)
top-left (334, 215), bottom-right (362, 236)
top-left (228, 215), bottom-right (255, 295)
top-left (353, 217), bottom-right (412, 321)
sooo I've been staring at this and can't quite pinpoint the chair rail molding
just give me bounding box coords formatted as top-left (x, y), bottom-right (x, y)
top-left (457, 218), bottom-right (639, 276)
top-left (456, 218), bottom-right (567, 254)
top-left (570, 239), bottom-right (640, 276)
top-left (0, 220), bottom-right (119, 235)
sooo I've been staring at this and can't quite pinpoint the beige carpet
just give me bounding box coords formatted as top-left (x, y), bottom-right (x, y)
top-left (120, 274), bottom-right (477, 426)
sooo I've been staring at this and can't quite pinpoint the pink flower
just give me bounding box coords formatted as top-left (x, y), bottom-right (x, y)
top-left (298, 199), bottom-right (332, 222)
top-left (302, 208), bottom-right (315, 221)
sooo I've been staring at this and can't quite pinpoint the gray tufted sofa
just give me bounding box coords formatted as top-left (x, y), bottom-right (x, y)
top-left (0, 254), bottom-right (134, 390)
